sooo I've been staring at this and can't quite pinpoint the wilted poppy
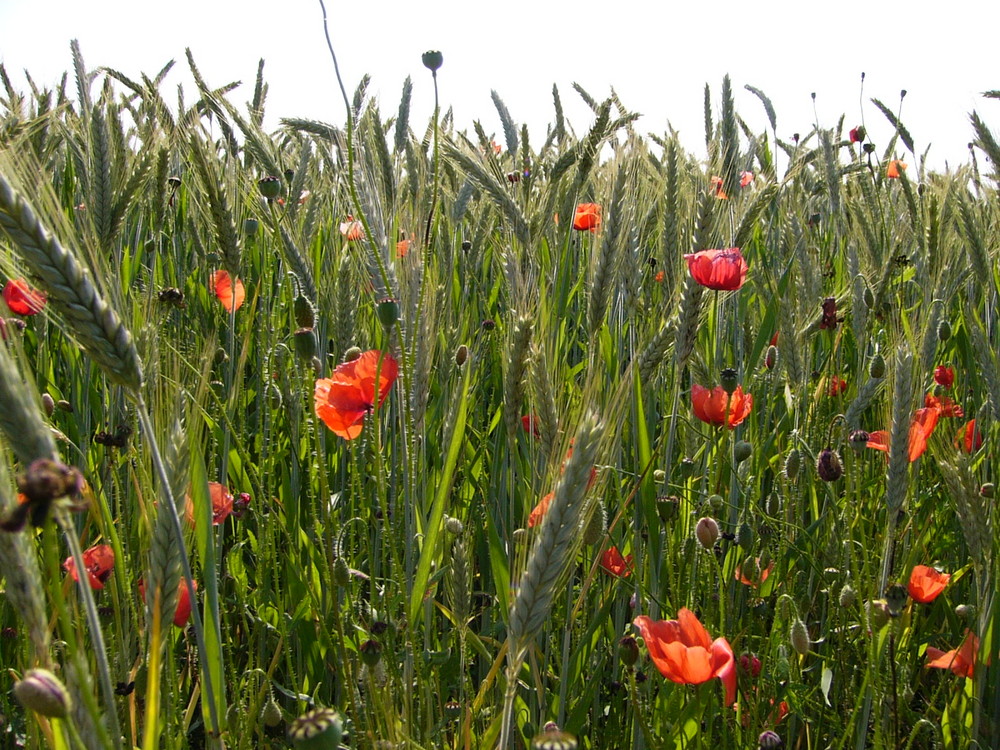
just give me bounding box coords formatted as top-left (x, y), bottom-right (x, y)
top-left (573, 203), bottom-right (602, 232)
top-left (933, 366), bottom-right (954, 389)
top-left (63, 544), bottom-right (114, 590)
top-left (710, 176), bottom-right (729, 199)
top-left (633, 608), bottom-right (736, 705)
top-left (735, 558), bottom-right (774, 588)
top-left (925, 393), bottom-right (964, 418)
top-left (691, 384), bottom-right (753, 429)
top-left (925, 630), bottom-right (979, 679)
top-left (683, 248), bottom-right (748, 291)
top-left (739, 171), bottom-right (755, 188)
top-left (139, 577), bottom-right (196, 628)
top-left (314, 350), bottom-right (399, 440)
top-left (3, 279), bottom-right (46, 316)
top-left (185, 482), bottom-right (235, 526)
top-left (908, 565), bottom-right (950, 603)
top-left (828, 376), bottom-right (848, 397)
top-left (867, 406), bottom-right (939, 462)
top-left (600, 546), bottom-right (634, 578)
top-left (956, 420), bottom-right (983, 453)
top-left (211, 270), bottom-right (245, 313)
top-left (886, 160), bottom-right (907, 179)
top-left (528, 492), bottom-right (553, 528)
top-left (521, 415), bottom-right (541, 439)
top-left (339, 216), bottom-right (365, 241)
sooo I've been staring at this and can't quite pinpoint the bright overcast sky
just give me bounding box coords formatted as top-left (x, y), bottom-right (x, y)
top-left (1, 0), bottom-right (998, 173)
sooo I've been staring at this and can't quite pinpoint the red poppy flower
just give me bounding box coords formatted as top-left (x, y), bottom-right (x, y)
top-left (185, 482), bottom-right (234, 526)
top-left (683, 248), bottom-right (748, 291)
top-left (925, 393), bottom-right (964, 418)
top-left (769, 332), bottom-right (779, 347)
top-left (573, 203), bottom-right (602, 232)
top-left (908, 565), bottom-right (950, 603)
top-left (654, 270), bottom-right (665, 283)
top-left (710, 176), bottom-right (729, 199)
top-left (314, 350), bottom-right (399, 440)
top-left (849, 126), bottom-right (864, 143)
top-left (735, 558), bottom-right (774, 588)
top-left (828, 376), bottom-right (848, 397)
top-left (633, 608), bottom-right (736, 705)
top-left (521, 415), bottom-right (541, 439)
top-left (339, 216), bottom-right (365, 241)
top-left (691, 384), bottom-right (753, 429)
top-left (739, 171), bottom-right (754, 188)
top-left (933, 366), bottom-right (954, 389)
top-left (925, 630), bottom-right (979, 679)
top-left (63, 544), bottom-right (114, 590)
top-left (3, 279), bottom-right (46, 316)
top-left (396, 239), bottom-right (411, 258)
top-left (211, 270), bottom-right (245, 313)
top-left (600, 546), bottom-right (634, 578)
top-left (956, 419), bottom-right (983, 453)
top-left (867, 407), bottom-right (939, 462)
top-left (528, 491), bottom-right (553, 528)
top-left (886, 160), bottom-right (907, 179)
top-left (139, 578), bottom-right (196, 628)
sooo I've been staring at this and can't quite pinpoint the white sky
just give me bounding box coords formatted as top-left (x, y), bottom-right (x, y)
top-left (1, 0), bottom-right (998, 173)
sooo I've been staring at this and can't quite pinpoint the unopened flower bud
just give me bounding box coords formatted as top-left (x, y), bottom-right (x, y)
top-left (884, 583), bottom-right (908, 618)
top-left (652, 469), bottom-right (666, 483)
top-left (695, 517), bottom-right (720, 549)
top-left (14, 669), bottom-right (71, 718)
top-left (706, 494), bottom-right (724, 512)
top-left (444, 516), bottom-right (464, 536)
top-left (343, 346), bottom-right (362, 362)
top-left (736, 522), bottom-right (754, 553)
top-left (288, 707), bottom-right (344, 749)
top-left (839, 584), bottom-right (857, 608)
top-left (56, 399), bottom-right (74, 413)
top-left (455, 344), bottom-right (468, 367)
top-left (764, 345), bottom-right (778, 370)
top-left (333, 557), bottom-right (351, 587)
top-left (261, 696), bottom-right (283, 727)
top-left (816, 448), bottom-right (843, 482)
top-left (734, 440), bottom-right (752, 464)
top-left (619, 636), bottom-right (639, 667)
top-left (955, 603), bottom-right (975, 620)
top-left (581, 501), bottom-right (606, 545)
top-left (41, 393), bottom-right (55, 417)
top-left (293, 328), bottom-right (318, 361)
top-left (784, 448), bottom-right (801, 480)
top-left (294, 294), bottom-right (316, 329)
top-left (868, 599), bottom-right (890, 630)
top-left (789, 618), bottom-right (810, 656)
top-left (980, 482), bottom-right (994, 498)
top-left (869, 354), bottom-right (886, 379)
top-left (937, 319), bottom-right (952, 341)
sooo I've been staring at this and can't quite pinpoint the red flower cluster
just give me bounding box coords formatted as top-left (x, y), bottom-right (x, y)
top-left (314, 350), bottom-right (399, 440)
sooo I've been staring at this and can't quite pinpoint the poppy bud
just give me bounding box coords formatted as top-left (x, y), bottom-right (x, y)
top-left (294, 294), bottom-right (316, 329)
top-left (481, 318), bottom-right (495, 331)
top-left (680, 457), bottom-right (696, 478)
top-left (758, 730), bottom-right (783, 749)
top-left (764, 345), bottom-right (778, 370)
top-left (816, 448), bottom-right (843, 482)
top-left (784, 448), bottom-right (800, 480)
top-left (955, 603), bottom-right (975, 620)
top-left (293, 328), bottom-right (318, 361)
top-left (288, 707), bottom-right (344, 750)
top-left (869, 354), bottom-right (886, 379)
top-left (376, 297), bottom-right (400, 329)
top-left (42, 393), bottom-right (55, 417)
top-left (262, 696), bottom-right (283, 727)
top-left (455, 344), bottom-right (468, 367)
top-left (14, 669), bottom-right (72, 718)
top-left (707, 494), bottom-right (724, 511)
top-left (258, 176), bottom-right (282, 200)
top-left (655, 495), bottom-right (679, 523)
top-left (343, 346), bottom-right (362, 362)
top-left (445, 516), bottom-right (464, 536)
top-left (736, 522), bottom-right (754, 553)
top-left (739, 653), bottom-right (762, 678)
top-left (839, 583), bottom-right (857, 608)
top-left (618, 636), bottom-right (639, 667)
top-left (695, 517), bottom-right (720, 549)
top-left (789, 618), bottom-right (810, 656)
top-left (244, 218), bottom-right (259, 236)
top-left (57, 399), bottom-right (74, 413)
top-left (652, 469), bottom-right (666, 483)
top-left (765, 491), bottom-right (781, 516)
top-left (848, 430), bottom-right (870, 452)
top-left (333, 557), bottom-right (351, 587)
top-left (937, 319), bottom-right (952, 341)
top-left (720, 368), bottom-right (739, 395)
top-left (981, 483), bottom-right (995, 498)
top-left (581, 500), bottom-right (606, 545)
top-left (422, 50), bottom-right (443, 72)
top-left (734, 440), bottom-right (752, 464)
top-left (863, 143), bottom-right (875, 154)
top-left (360, 639), bottom-right (383, 666)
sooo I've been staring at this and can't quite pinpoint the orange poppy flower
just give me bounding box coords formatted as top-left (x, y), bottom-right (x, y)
top-left (339, 216), bottom-right (365, 241)
top-left (314, 350), bottom-right (399, 440)
top-left (528, 491), bottom-right (553, 528)
top-left (600, 546), bottom-right (634, 578)
top-left (683, 248), bottom-right (748, 291)
top-left (925, 393), bottom-right (963, 418)
top-left (654, 270), bottom-right (665, 283)
top-left (886, 160), bottom-right (907, 179)
top-left (3, 278), bottom-right (46, 316)
top-left (710, 176), bottom-right (729, 199)
top-left (925, 630), bottom-right (979, 679)
top-left (633, 608), bottom-right (736, 705)
top-left (139, 577), bottom-right (196, 628)
top-left (396, 239), bottom-right (411, 258)
top-left (573, 203), bottom-right (602, 232)
top-left (908, 564), bottom-right (950, 603)
top-left (63, 544), bottom-right (115, 590)
top-left (691, 384), bottom-right (753, 429)
top-left (956, 419), bottom-right (983, 453)
top-left (827, 376), bottom-right (848, 397)
top-left (185, 481), bottom-right (234, 526)
top-left (866, 406), bottom-right (939, 462)
top-left (933, 365), bottom-right (954, 389)
top-left (211, 270), bottom-right (245, 312)
top-left (735, 558), bottom-right (774, 587)
top-left (739, 171), bottom-right (754, 188)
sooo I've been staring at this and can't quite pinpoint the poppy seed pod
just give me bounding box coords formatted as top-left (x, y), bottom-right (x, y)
top-left (288, 708), bottom-right (344, 750)
top-left (244, 218), bottom-right (259, 236)
top-left (422, 50), bottom-right (443, 72)
top-left (376, 297), bottom-right (400, 329)
top-left (789, 618), bottom-right (810, 656)
top-left (656, 495), bottom-right (679, 523)
top-left (816, 448), bottom-right (843, 482)
top-left (680, 457), bottom-right (696, 478)
top-left (720, 368), bottom-right (739, 395)
top-left (461, 240), bottom-right (472, 252)
top-left (848, 430), bottom-right (870, 452)
top-left (884, 583), bottom-right (909, 618)
top-left (57, 399), bottom-right (74, 413)
top-left (619, 636), bottom-right (639, 667)
top-left (14, 669), bottom-right (71, 718)
top-left (258, 176), bottom-right (282, 200)
top-left (981, 483), bottom-right (995, 498)
top-left (695, 517), bottom-right (720, 549)
top-left (360, 639), bottom-right (383, 666)
top-left (869, 354), bottom-right (886, 379)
